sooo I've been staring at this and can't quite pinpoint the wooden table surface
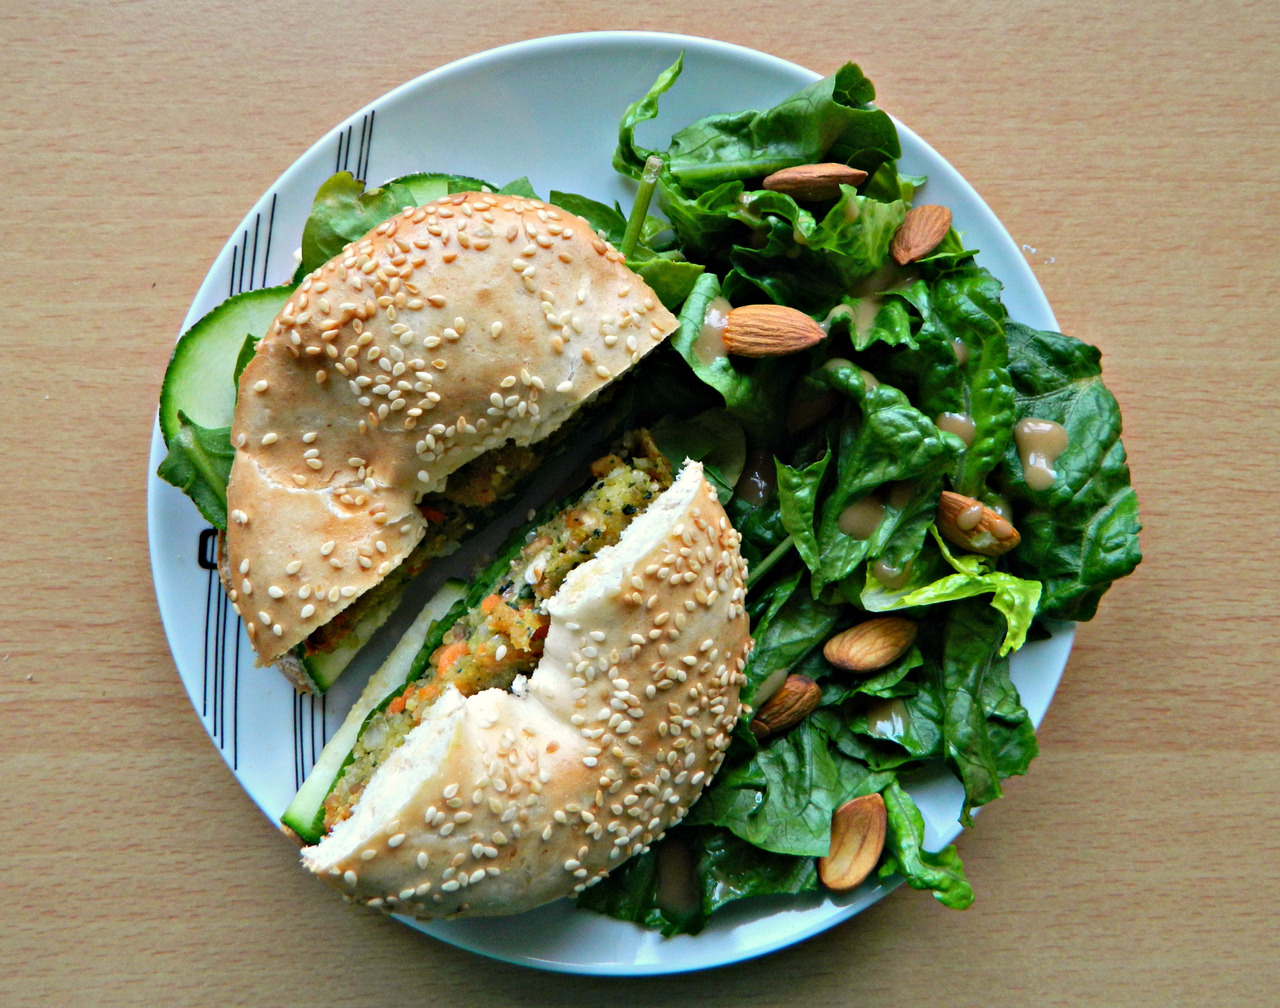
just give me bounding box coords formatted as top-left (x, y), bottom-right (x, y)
top-left (5, 1), bottom-right (1277, 1004)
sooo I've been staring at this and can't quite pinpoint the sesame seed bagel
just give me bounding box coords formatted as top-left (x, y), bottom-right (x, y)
top-left (225, 192), bottom-right (678, 665)
top-left (300, 460), bottom-right (751, 918)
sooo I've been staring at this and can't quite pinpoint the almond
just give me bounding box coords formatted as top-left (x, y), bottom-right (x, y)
top-left (823, 616), bottom-right (917, 673)
top-left (890, 204), bottom-right (952, 265)
top-left (762, 162), bottom-right (869, 201)
top-left (937, 490), bottom-right (1021, 556)
top-left (749, 673), bottom-right (822, 741)
top-left (818, 793), bottom-right (887, 892)
top-left (722, 304), bottom-right (826, 358)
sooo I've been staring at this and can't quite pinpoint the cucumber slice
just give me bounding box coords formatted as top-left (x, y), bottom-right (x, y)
top-left (281, 578), bottom-right (467, 843)
top-left (297, 584), bottom-right (408, 694)
top-left (159, 284), bottom-right (294, 445)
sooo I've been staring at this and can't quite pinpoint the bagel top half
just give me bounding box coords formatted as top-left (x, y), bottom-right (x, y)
top-left (224, 192), bottom-right (678, 665)
top-left (299, 460), bottom-right (752, 918)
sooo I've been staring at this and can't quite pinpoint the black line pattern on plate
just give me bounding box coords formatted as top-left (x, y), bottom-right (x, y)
top-left (293, 690), bottom-right (328, 790)
top-left (193, 109), bottom-right (378, 782)
top-left (192, 183), bottom-right (283, 769)
top-left (335, 109), bottom-right (376, 181)
top-left (198, 528), bottom-right (240, 769)
top-left (226, 192), bottom-right (279, 298)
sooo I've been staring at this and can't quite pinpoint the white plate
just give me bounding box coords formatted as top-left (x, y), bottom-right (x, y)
top-left (148, 31), bottom-right (1070, 975)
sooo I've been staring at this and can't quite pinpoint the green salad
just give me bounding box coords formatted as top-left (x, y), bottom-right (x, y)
top-left (159, 56), bottom-right (1141, 935)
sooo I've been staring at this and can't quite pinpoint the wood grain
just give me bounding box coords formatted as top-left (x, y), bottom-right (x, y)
top-left (4, 1), bottom-right (1278, 1005)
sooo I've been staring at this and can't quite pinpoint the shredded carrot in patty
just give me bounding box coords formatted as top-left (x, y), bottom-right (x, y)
top-left (432, 639), bottom-right (470, 677)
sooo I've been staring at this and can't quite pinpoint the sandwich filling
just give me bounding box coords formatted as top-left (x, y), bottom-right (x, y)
top-left (321, 432), bottom-right (674, 831)
top-left (295, 439), bottom-right (552, 659)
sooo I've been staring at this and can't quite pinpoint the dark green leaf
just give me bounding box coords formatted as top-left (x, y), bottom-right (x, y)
top-left (295, 170), bottom-right (498, 278)
top-left (929, 598), bottom-right (1038, 824)
top-left (156, 412), bottom-right (234, 529)
top-left (669, 273), bottom-right (805, 443)
top-left (879, 780), bottom-right (974, 908)
top-left (995, 323), bottom-right (1143, 620)
top-left (649, 408), bottom-right (746, 503)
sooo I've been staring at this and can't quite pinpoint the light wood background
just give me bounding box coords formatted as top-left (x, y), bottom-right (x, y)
top-left (4, 1), bottom-right (1277, 1005)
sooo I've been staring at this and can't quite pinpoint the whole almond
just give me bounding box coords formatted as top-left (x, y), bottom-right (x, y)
top-left (762, 163), bottom-right (869, 201)
top-left (890, 204), bottom-right (952, 265)
top-left (722, 304), bottom-right (826, 358)
top-left (823, 616), bottom-right (917, 673)
top-left (750, 673), bottom-right (822, 741)
top-left (937, 490), bottom-right (1021, 556)
top-left (818, 793), bottom-right (887, 892)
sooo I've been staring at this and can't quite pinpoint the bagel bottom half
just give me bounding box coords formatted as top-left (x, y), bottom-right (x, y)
top-left (300, 458), bottom-right (751, 918)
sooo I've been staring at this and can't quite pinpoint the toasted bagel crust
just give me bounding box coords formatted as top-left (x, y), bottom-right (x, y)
top-left (224, 193), bottom-right (677, 665)
top-left (300, 462), bottom-right (751, 918)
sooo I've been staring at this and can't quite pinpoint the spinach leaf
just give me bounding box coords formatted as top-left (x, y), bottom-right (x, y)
top-left (576, 825), bottom-right (819, 936)
top-left (669, 273), bottom-right (806, 443)
top-left (874, 267), bottom-right (1016, 498)
top-left (995, 323), bottom-right (1142, 620)
top-left (156, 411), bottom-right (234, 529)
top-left (721, 190), bottom-right (907, 314)
top-left (659, 63), bottom-right (899, 192)
top-left (879, 780), bottom-right (974, 908)
top-left (738, 569), bottom-right (843, 702)
top-left (685, 714), bottom-right (894, 856)
top-left (778, 366), bottom-right (963, 594)
top-left (613, 53), bottom-right (685, 181)
top-left (929, 598), bottom-right (1038, 824)
top-left (725, 493), bottom-right (791, 572)
top-left (649, 408), bottom-right (746, 504)
top-left (860, 529), bottom-right (1041, 654)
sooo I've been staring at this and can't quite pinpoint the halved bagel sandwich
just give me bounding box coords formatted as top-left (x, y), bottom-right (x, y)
top-left (286, 437), bottom-right (752, 918)
top-left (220, 191), bottom-right (679, 690)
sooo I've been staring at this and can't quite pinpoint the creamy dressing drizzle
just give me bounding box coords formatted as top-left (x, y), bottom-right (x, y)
top-left (734, 446), bottom-right (777, 505)
top-left (655, 836), bottom-right (701, 915)
top-left (838, 494), bottom-right (885, 539)
top-left (934, 411), bottom-right (976, 446)
top-left (866, 696), bottom-right (911, 741)
top-left (872, 557), bottom-right (914, 589)
top-left (694, 296), bottom-right (733, 366)
top-left (956, 502), bottom-right (985, 530)
top-left (821, 303), bottom-right (854, 332)
top-left (1014, 417), bottom-right (1069, 491)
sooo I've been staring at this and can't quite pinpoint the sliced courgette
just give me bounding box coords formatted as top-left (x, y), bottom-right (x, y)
top-left (281, 579), bottom-right (467, 843)
top-left (296, 583), bottom-right (409, 693)
top-left (159, 284), bottom-right (294, 445)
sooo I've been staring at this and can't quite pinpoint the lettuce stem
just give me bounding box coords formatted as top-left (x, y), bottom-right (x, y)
top-left (747, 534), bottom-right (795, 589)
top-left (619, 155), bottom-right (664, 260)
